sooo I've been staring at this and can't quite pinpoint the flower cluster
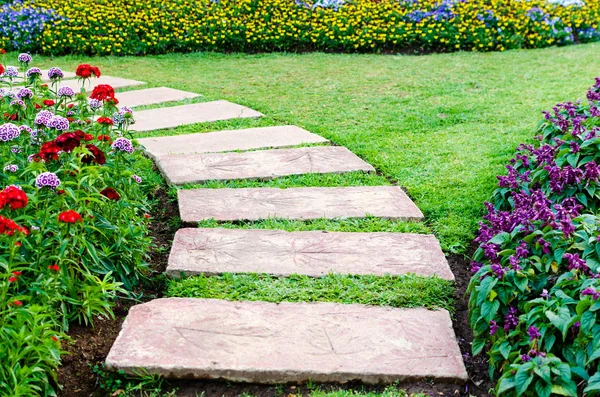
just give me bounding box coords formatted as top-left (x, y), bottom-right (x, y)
top-left (0, 55), bottom-right (149, 396)
top-left (469, 78), bottom-right (600, 396)
top-left (5, 0), bottom-right (600, 55)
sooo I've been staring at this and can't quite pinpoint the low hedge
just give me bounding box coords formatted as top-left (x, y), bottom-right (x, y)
top-left (0, 55), bottom-right (157, 395)
top-left (1, 0), bottom-right (600, 55)
top-left (469, 79), bottom-right (600, 396)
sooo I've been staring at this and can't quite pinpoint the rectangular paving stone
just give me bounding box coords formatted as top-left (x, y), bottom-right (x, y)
top-left (138, 126), bottom-right (328, 158)
top-left (178, 186), bottom-right (424, 222)
top-left (106, 298), bottom-right (468, 383)
top-left (115, 87), bottom-right (201, 108)
top-left (131, 100), bottom-right (263, 132)
top-left (57, 76), bottom-right (146, 91)
top-left (157, 146), bottom-right (374, 185)
top-left (167, 228), bottom-right (453, 280)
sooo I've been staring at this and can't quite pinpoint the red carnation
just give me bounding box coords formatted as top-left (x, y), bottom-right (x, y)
top-left (38, 140), bottom-right (61, 162)
top-left (55, 132), bottom-right (81, 153)
top-left (11, 300), bottom-right (23, 307)
top-left (58, 210), bottom-right (82, 223)
top-left (97, 117), bottom-right (113, 125)
top-left (100, 187), bottom-right (120, 201)
top-left (97, 134), bottom-right (112, 143)
top-left (43, 99), bottom-right (55, 107)
top-left (81, 144), bottom-right (106, 165)
top-left (48, 264), bottom-right (60, 272)
top-left (0, 64), bottom-right (4, 75)
top-left (0, 186), bottom-right (28, 211)
top-left (76, 64), bottom-right (101, 79)
top-left (0, 49), bottom-right (6, 54)
top-left (89, 84), bottom-right (115, 101)
top-left (8, 276), bottom-right (17, 283)
top-left (0, 215), bottom-right (26, 236)
top-left (105, 97), bottom-right (119, 105)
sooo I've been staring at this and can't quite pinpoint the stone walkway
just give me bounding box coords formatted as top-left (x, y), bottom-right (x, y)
top-left (90, 73), bottom-right (468, 385)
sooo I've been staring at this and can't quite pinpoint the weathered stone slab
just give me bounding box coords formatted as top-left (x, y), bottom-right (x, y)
top-left (115, 87), bottom-right (201, 108)
top-left (131, 100), bottom-right (263, 132)
top-left (178, 186), bottom-right (424, 222)
top-left (157, 146), bottom-right (374, 185)
top-left (106, 298), bottom-right (468, 383)
top-left (138, 126), bottom-right (328, 158)
top-left (56, 76), bottom-right (146, 91)
top-left (167, 228), bottom-right (453, 280)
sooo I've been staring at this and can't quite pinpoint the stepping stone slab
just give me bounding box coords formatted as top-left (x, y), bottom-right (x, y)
top-left (131, 100), bottom-right (263, 132)
top-left (138, 126), bottom-right (328, 158)
top-left (115, 87), bottom-right (201, 108)
top-left (56, 76), bottom-right (146, 91)
top-left (167, 228), bottom-right (454, 280)
top-left (105, 298), bottom-right (468, 384)
top-left (157, 146), bottom-right (374, 185)
top-left (178, 186), bottom-right (424, 222)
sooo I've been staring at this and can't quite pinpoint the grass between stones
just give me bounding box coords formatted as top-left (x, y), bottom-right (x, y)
top-left (166, 273), bottom-right (454, 312)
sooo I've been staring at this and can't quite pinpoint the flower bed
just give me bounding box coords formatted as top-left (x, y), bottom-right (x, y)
top-left (469, 79), bottom-right (600, 395)
top-left (0, 53), bottom-right (154, 396)
top-left (0, 0), bottom-right (599, 55)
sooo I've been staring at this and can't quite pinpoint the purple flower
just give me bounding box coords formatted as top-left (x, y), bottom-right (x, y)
top-left (541, 289), bottom-right (549, 298)
top-left (584, 161), bottom-right (600, 181)
top-left (88, 98), bottom-right (102, 110)
top-left (47, 67), bottom-right (64, 80)
top-left (47, 115), bottom-right (69, 131)
top-left (3, 164), bottom-right (18, 173)
top-left (504, 307), bottom-right (519, 332)
top-left (2, 66), bottom-right (18, 78)
top-left (35, 172), bottom-right (61, 188)
top-left (132, 175), bottom-right (142, 183)
top-left (470, 261), bottom-right (482, 273)
top-left (111, 137), bottom-right (134, 154)
top-left (57, 86), bottom-right (75, 97)
top-left (582, 287), bottom-right (600, 299)
top-left (521, 354), bottom-right (531, 362)
top-left (17, 53), bottom-right (32, 63)
top-left (527, 326), bottom-right (541, 341)
top-left (564, 253), bottom-right (588, 272)
top-left (26, 67), bottom-right (41, 78)
top-left (0, 123), bottom-right (21, 141)
top-left (34, 110), bottom-right (54, 126)
top-left (16, 88), bottom-right (33, 100)
top-left (490, 320), bottom-right (499, 335)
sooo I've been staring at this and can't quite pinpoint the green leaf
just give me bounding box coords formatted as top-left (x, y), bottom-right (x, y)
top-left (571, 366), bottom-right (589, 381)
top-left (497, 377), bottom-right (516, 394)
top-left (587, 347), bottom-right (600, 365)
top-left (490, 232), bottom-right (510, 245)
top-left (584, 372), bottom-right (600, 393)
top-left (545, 307), bottom-right (573, 340)
top-left (551, 383), bottom-right (578, 397)
top-left (534, 365), bottom-right (551, 384)
top-left (534, 379), bottom-right (552, 397)
top-left (472, 337), bottom-right (486, 356)
top-left (476, 276), bottom-right (498, 306)
top-left (515, 363), bottom-right (534, 395)
top-left (499, 341), bottom-right (511, 360)
top-left (582, 310), bottom-right (596, 333)
top-left (481, 299), bottom-right (500, 322)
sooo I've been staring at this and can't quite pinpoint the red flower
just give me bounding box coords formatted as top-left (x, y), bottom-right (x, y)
top-left (48, 264), bottom-right (60, 272)
top-left (43, 99), bottom-right (55, 107)
top-left (105, 97), bottom-right (119, 105)
top-left (97, 117), bottom-right (113, 125)
top-left (75, 64), bottom-right (101, 79)
top-left (51, 336), bottom-right (59, 342)
top-left (12, 271), bottom-right (21, 276)
top-left (40, 84), bottom-right (48, 89)
top-left (100, 187), bottom-right (120, 201)
top-left (89, 84), bottom-right (115, 101)
top-left (0, 186), bottom-right (28, 211)
top-left (0, 49), bottom-right (6, 54)
top-left (8, 276), bottom-right (17, 283)
top-left (97, 134), bottom-right (112, 143)
top-left (81, 144), bottom-right (106, 165)
top-left (0, 64), bottom-right (4, 75)
top-left (144, 214), bottom-right (150, 219)
top-left (12, 300), bottom-right (22, 307)
top-left (57, 189), bottom-right (65, 195)
top-left (0, 215), bottom-right (26, 236)
top-left (14, 241), bottom-right (21, 247)
top-left (58, 210), bottom-right (82, 223)
top-left (56, 132), bottom-right (81, 153)
top-left (38, 141), bottom-right (61, 162)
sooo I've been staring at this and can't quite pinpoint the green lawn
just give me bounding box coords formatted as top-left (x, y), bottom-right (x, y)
top-left (30, 43), bottom-right (600, 252)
